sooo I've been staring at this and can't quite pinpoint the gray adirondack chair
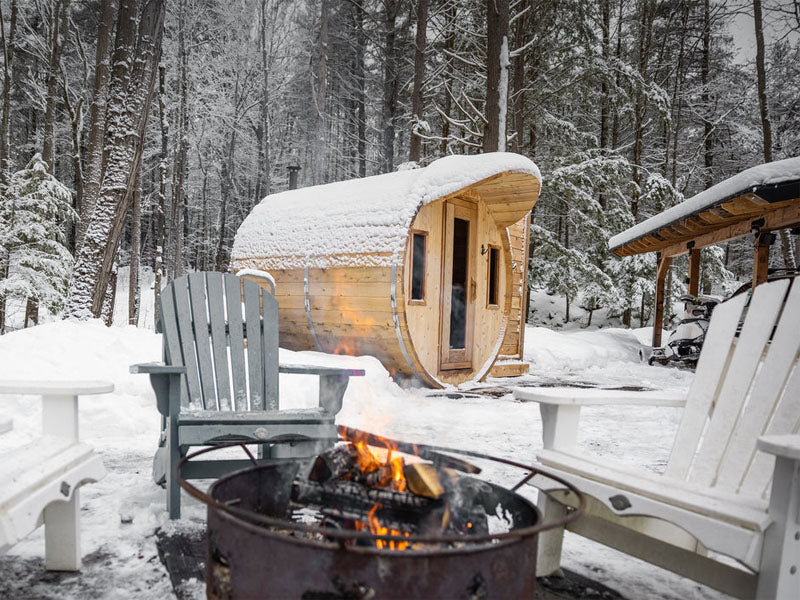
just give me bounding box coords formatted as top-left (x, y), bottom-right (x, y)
top-left (131, 272), bottom-right (364, 519)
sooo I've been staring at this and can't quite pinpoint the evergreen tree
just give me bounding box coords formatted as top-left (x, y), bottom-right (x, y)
top-left (0, 153), bottom-right (76, 328)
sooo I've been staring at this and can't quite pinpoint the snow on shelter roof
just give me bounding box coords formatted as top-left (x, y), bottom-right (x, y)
top-left (232, 152), bottom-right (541, 270)
top-left (609, 156), bottom-right (800, 253)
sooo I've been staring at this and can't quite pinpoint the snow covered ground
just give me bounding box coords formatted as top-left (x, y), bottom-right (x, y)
top-left (0, 319), bottom-right (728, 599)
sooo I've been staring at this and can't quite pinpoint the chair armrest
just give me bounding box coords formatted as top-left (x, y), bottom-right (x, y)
top-left (130, 362), bottom-right (187, 375)
top-left (279, 364), bottom-right (366, 415)
top-left (130, 363), bottom-right (185, 417)
top-left (515, 387), bottom-right (686, 453)
top-left (757, 434), bottom-right (800, 460)
top-left (513, 386), bottom-right (686, 407)
top-left (278, 364), bottom-right (366, 377)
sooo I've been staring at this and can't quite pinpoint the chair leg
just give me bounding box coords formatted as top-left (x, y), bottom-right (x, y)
top-left (166, 425), bottom-right (181, 520)
top-left (756, 456), bottom-right (800, 599)
top-left (44, 490), bottom-right (81, 571)
top-left (537, 491), bottom-right (567, 577)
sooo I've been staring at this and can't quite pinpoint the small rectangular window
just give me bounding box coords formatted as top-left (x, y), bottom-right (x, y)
top-left (411, 232), bottom-right (426, 301)
top-left (488, 247), bottom-right (500, 306)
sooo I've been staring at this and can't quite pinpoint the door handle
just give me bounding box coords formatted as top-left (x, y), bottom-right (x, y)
top-left (470, 279), bottom-right (477, 301)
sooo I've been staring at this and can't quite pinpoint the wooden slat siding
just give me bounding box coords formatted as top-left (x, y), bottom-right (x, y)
top-left (690, 280), bottom-right (790, 487)
top-left (665, 293), bottom-right (747, 479)
top-left (243, 279), bottom-right (264, 410)
top-left (207, 274), bottom-right (232, 411)
top-left (172, 277), bottom-right (204, 408)
top-left (188, 273), bottom-right (218, 410)
top-left (159, 284), bottom-right (190, 406)
top-left (717, 279), bottom-right (800, 494)
top-left (225, 277), bottom-right (247, 411)
top-left (261, 284), bottom-right (279, 411)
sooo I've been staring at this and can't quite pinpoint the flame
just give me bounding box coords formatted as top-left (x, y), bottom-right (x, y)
top-left (344, 431), bottom-right (412, 550)
top-left (366, 504), bottom-right (410, 551)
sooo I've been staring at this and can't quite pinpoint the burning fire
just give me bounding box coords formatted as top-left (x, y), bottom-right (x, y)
top-left (345, 431), bottom-right (412, 550)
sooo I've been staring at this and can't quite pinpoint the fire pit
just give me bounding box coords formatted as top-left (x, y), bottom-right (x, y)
top-left (178, 427), bottom-right (583, 599)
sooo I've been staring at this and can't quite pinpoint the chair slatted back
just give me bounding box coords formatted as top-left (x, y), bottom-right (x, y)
top-left (158, 272), bottom-right (279, 411)
top-left (666, 277), bottom-right (800, 500)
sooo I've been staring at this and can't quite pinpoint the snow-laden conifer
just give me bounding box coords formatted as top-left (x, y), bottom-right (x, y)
top-left (0, 153), bottom-right (76, 326)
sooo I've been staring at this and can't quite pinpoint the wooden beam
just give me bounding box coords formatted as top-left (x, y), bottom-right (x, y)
top-left (653, 253), bottom-right (672, 348)
top-left (753, 233), bottom-right (772, 289)
top-left (658, 201), bottom-right (800, 257)
top-left (688, 247), bottom-right (701, 296)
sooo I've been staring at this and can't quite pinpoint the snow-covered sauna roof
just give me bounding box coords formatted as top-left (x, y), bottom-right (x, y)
top-left (609, 157), bottom-right (800, 257)
top-left (232, 152), bottom-right (541, 270)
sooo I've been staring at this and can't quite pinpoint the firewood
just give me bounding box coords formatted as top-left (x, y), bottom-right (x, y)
top-left (403, 463), bottom-right (445, 499)
top-left (308, 444), bottom-right (358, 482)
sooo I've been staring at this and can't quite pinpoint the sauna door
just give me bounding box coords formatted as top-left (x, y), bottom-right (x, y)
top-left (440, 200), bottom-right (476, 370)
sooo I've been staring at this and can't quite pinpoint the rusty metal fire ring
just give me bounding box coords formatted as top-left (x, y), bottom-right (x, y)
top-left (176, 428), bottom-right (585, 549)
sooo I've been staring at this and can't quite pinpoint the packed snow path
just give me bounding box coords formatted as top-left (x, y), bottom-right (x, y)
top-left (0, 320), bottom-right (727, 599)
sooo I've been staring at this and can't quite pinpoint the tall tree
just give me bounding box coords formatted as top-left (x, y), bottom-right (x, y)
top-left (409, 0), bottom-right (428, 163)
top-left (78, 0), bottom-right (116, 246)
top-left (66, 0), bottom-right (166, 319)
top-left (754, 0), bottom-right (795, 270)
top-left (381, 0), bottom-right (400, 172)
top-left (42, 0), bottom-right (70, 172)
top-left (483, 0), bottom-right (509, 153)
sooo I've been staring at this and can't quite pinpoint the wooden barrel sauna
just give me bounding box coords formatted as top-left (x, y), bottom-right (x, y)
top-left (231, 152), bottom-right (541, 387)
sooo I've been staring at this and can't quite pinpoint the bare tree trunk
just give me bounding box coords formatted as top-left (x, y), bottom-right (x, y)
top-left (409, 0), bottom-right (428, 163)
top-left (702, 0), bottom-right (713, 188)
top-left (171, 0), bottom-right (189, 278)
top-left (0, 0), bottom-right (17, 185)
top-left (42, 0), bottom-right (69, 172)
top-left (128, 164), bottom-right (141, 325)
top-left (510, 0), bottom-right (527, 154)
top-left (483, 0), bottom-right (509, 153)
top-left (313, 0), bottom-right (329, 184)
top-left (753, 0), bottom-right (772, 165)
top-left (669, 1), bottom-right (689, 187)
top-left (354, 2), bottom-right (366, 176)
top-left (753, 0), bottom-right (794, 269)
top-left (631, 1), bottom-right (655, 219)
top-left (257, 0), bottom-right (273, 199)
top-left (381, 0), bottom-right (400, 173)
top-left (0, 0), bottom-right (17, 333)
top-left (61, 66), bottom-right (85, 255)
top-left (153, 64), bottom-right (167, 325)
top-left (66, 0), bottom-right (166, 319)
top-left (440, 2), bottom-right (455, 156)
top-left (78, 0), bottom-right (116, 247)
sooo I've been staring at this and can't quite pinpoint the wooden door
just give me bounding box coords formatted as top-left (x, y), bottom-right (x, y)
top-left (440, 200), bottom-right (477, 370)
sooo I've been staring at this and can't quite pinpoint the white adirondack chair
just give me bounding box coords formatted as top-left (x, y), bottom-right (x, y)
top-left (0, 381), bottom-right (112, 571)
top-left (515, 277), bottom-right (800, 599)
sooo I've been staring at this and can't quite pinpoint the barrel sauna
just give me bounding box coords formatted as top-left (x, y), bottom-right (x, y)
top-left (231, 153), bottom-right (541, 387)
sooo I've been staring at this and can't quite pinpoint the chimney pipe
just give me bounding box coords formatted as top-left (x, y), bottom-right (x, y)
top-left (287, 164), bottom-right (300, 190)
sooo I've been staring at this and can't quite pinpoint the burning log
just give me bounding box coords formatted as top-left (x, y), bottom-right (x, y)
top-left (308, 444), bottom-right (360, 483)
top-left (338, 426), bottom-right (481, 474)
top-left (404, 463), bottom-right (445, 499)
top-left (291, 478), bottom-right (444, 533)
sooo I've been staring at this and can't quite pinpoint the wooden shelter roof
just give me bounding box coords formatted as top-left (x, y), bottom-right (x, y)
top-left (609, 157), bottom-right (800, 258)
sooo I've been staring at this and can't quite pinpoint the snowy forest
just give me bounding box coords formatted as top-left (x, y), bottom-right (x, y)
top-left (0, 0), bottom-right (798, 333)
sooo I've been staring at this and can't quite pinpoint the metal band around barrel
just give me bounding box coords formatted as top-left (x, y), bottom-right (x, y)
top-left (390, 262), bottom-right (424, 382)
top-left (304, 263), bottom-right (322, 351)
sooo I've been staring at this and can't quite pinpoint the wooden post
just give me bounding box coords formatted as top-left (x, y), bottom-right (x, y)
top-left (653, 252), bottom-right (672, 348)
top-left (688, 247), bottom-right (700, 296)
top-left (753, 232), bottom-right (773, 289)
